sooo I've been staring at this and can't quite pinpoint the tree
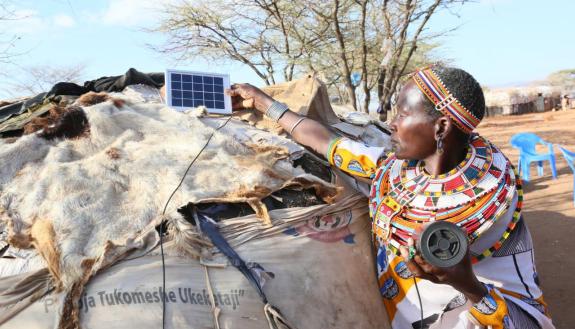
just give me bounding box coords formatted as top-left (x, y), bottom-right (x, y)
top-left (5, 64), bottom-right (86, 96)
top-left (152, 0), bottom-right (310, 86)
top-left (546, 69), bottom-right (575, 93)
top-left (152, 0), bottom-right (470, 115)
top-left (299, 0), bottom-right (453, 115)
top-left (0, 3), bottom-right (85, 97)
top-left (0, 1), bottom-right (20, 65)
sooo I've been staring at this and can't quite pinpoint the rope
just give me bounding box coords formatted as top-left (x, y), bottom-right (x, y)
top-left (203, 265), bottom-right (221, 329)
top-left (264, 303), bottom-right (296, 329)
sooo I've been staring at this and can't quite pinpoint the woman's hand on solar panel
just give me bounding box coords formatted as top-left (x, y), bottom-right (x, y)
top-left (226, 83), bottom-right (274, 113)
top-left (399, 238), bottom-right (487, 303)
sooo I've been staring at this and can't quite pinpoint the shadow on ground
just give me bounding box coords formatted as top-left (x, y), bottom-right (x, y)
top-left (522, 167), bottom-right (573, 193)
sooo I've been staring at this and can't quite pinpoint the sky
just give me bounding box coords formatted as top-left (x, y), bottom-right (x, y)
top-left (0, 0), bottom-right (573, 98)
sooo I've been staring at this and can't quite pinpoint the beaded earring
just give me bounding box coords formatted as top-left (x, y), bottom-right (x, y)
top-left (437, 138), bottom-right (444, 154)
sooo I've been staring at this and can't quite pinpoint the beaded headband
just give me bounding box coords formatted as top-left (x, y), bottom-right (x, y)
top-left (412, 68), bottom-right (480, 134)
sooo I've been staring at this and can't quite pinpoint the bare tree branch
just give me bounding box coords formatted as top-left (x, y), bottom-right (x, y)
top-left (150, 0), bottom-right (472, 112)
top-left (0, 1), bottom-right (23, 64)
top-left (5, 64), bottom-right (86, 96)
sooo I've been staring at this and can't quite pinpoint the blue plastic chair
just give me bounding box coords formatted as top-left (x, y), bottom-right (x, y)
top-left (559, 146), bottom-right (575, 206)
top-left (509, 133), bottom-right (557, 182)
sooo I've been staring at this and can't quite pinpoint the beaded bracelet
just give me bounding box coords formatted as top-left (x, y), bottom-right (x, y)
top-left (471, 283), bottom-right (497, 315)
top-left (265, 101), bottom-right (290, 122)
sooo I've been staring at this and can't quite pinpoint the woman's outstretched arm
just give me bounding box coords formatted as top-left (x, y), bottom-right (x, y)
top-left (226, 83), bottom-right (335, 157)
top-left (227, 83), bottom-right (386, 180)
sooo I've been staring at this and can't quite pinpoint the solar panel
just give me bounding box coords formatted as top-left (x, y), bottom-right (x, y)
top-left (165, 69), bottom-right (232, 114)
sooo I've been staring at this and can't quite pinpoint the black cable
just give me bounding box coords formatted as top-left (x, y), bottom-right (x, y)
top-left (413, 277), bottom-right (424, 329)
top-left (159, 216), bottom-right (167, 329)
top-left (159, 116), bottom-right (233, 329)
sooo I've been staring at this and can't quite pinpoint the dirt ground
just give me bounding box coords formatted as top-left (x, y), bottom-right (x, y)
top-left (476, 110), bottom-right (575, 329)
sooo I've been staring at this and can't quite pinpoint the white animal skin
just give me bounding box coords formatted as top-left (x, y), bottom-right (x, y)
top-left (0, 98), bottom-right (338, 328)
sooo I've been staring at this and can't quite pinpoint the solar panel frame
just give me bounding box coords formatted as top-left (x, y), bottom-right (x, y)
top-left (165, 69), bottom-right (232, 115)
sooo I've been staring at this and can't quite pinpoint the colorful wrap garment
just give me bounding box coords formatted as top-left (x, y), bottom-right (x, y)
top-left (327, 135), bottom-right (555, 329)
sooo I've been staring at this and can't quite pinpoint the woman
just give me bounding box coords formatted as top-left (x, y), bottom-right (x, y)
top-left (227, 66), bottom-right (554, 329)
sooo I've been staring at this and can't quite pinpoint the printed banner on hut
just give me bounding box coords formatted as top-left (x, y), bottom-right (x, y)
top-left (70, 287), bottom-right (246, 313)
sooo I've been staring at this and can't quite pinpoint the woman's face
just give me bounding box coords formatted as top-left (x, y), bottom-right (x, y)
top-left (389, 81), bottom-right (438, 160)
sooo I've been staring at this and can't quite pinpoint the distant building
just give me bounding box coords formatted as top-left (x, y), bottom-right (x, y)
top-left (483, 85), bottom-right (561, 116)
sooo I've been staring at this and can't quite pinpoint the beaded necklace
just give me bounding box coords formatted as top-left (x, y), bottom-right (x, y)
top-left (370, 135), bottom-right (521, 263)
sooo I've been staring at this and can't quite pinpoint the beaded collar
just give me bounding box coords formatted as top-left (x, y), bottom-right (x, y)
top-left (387, 135), bottom-right (505, 210)
top-left (370, 135), bottom-right (521, 263)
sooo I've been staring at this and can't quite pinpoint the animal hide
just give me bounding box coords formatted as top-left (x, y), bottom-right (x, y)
top-left (0, 98), bottom-right (339, 328)
top-left (235, 74), bottom-right (341, 134)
